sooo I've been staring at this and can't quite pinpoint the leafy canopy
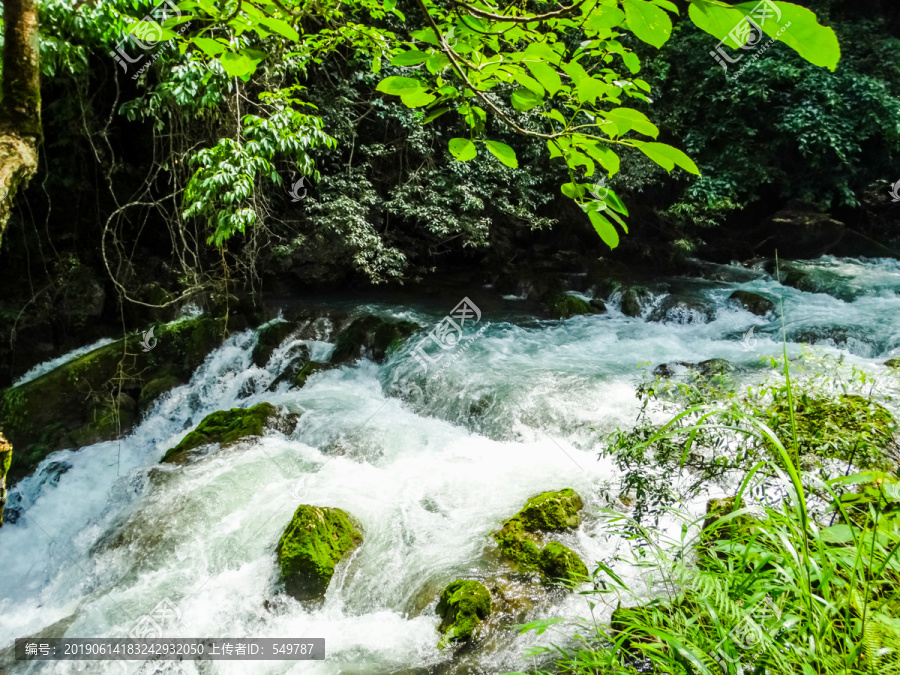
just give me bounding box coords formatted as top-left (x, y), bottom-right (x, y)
top-left (165, 0), bottom-right (839, 248)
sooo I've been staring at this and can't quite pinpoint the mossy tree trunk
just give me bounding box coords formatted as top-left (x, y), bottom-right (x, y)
top-left (0, 0), bottom-right (42, 250)
top-left (0, 433), bottom-right (11, 526)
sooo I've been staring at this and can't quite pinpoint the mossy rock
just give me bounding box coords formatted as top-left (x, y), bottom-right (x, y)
top-left (138, 375), bottom-right (183, 411)
top-left (0, 432), bottom-right (11, 527)
top-left (252, 321), bottom-right (297, 368)
top-left (547, 294), bottom-right (597, 320)
top-left (294, 361), bottom-right (332, 389)
top-left (331, 316), bottom-right (421, 365)
top-left (620, 287), bottom-right (648, 318)
top-left (161, 402), bottom-right (297, 464)
top-left (0, 315), bottom-right (226, 486)
top-left (538, 541), bottom-right (588, 585)
top-left (276, 505), bottom-right (363, 602)
top-left (654, 359), bottom-right (734, 380)
top-left (885, 359), bottom-right (900, 370)
top-left (492, 489), bottom-right (586, 584)
top-left (436, 580), bottom-right (491, 645)
top-left (729, 290), bottom-right (776, 316)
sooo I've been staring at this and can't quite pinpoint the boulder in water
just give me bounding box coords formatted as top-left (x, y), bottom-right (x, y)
top-left (728, 290), bottom-right (776, 317)
top-left (436, 579), bottom-right (492, 645)
top-left (539, 541), bottom-right (589, 585)
top-left (546, 294), bottom-right (598, 319)
top-left (885, 359), bottom-right (900, 370)
top-left (138, 374), bottom-right (183, 411)
top-left (654, 359), bottom-right (734, 380)
top-left (330, 316), bottom-right (421, 365)
top-left (492, 489), bottom-right (587, 586)
top-left (620, 287), bottom-right (648, 318)
top-left (276, 505), bottom-right (363, 602)
top-left (161, 402), bottom-right (299, 464)
top-left (648, 295), bottom-right (713, 325)
top-left (294, 361), bottom-right (332, 388)
top-left (752, 205), bottom-right (845, 258)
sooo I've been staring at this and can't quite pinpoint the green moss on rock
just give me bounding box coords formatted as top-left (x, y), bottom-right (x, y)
top-left (492, 489), bottom-right (587, 586)
top-left (294, 361), bottom-right (331, 389)
top-left (538, 541), bottom-right (589, 585)
top-left (885, 359), bottom-right (900, 370)
top-left (252, 321), bottom-right (296, 368)
top-left (436, 580), bottom-right (491, 644)
top-left (138, 375), bottom-right (183, 410)
top-left (0, 315), bottom-right (226, 486)
top-left (276, 505), bottom-right (363, 602)
top-left (0, 433), bottom-right (11, 527)
top-left (547, 294), bottom-right (596, 319)
top-left (162, 402), bottom-right (296, 463)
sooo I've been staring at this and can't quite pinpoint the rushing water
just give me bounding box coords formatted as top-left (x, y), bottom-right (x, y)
top-left (2, 256), bottom-right (900, 674)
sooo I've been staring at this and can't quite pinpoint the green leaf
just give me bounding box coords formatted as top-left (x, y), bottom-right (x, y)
top-left (602, 108), bottom-right (659, 138)
top-left (588, 210), bottom-right (620, 248)
top-left (426, 52), bottom-right (451, 73)
top-left (687, 1), bottom-right (747, 48)
top-left (623, 0), bottom-right (673, 49)
top-left (192, 37), bottom-right (225, 58)
top-left (485, 140), bottom-right (518, 168)
top-left (401, 90), bottom-right (436, 107)
top-left (391, 49), bottom-right (430, 66)
top-left (524, 60), bottom-right (563, 96)
top-left (821, 524), bottom-right (857, 544)
top-left (376, 76), bottom-right (425, 96)
top-left (219, 51), bottom-right (263, 80)
top-left (256, 15), bottom-right (298, 41)
top-left (584, 6), bottom-right (626, 33)
top-left (384, 0), bottom-right (396, 10)
top-left (633, 141), bottom-right (700, 175)
top-left (449, 138), bottom-right (477, 161)
top-left (622, 52), bottom-right (641, 74)
top-left (423, 107), bottom-right (450, 123)
top-left (511, 87), bottom-right (543, 111)
top-left (582, 142), bottom-right (621, 176)
top-left (736, 1), bottom-right (840, 71)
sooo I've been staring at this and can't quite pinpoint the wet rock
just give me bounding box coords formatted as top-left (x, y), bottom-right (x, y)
top-left (267, 343), bottom-right (311, 390)
top-left (436, 580), bottom-right (492, 645)
top-left (546, 294), bottom-right (598, 319)
top-left (788, 326), bottom-right (873, 353)
top-left (294, 361), bottom-right (332, 389)
top-left (654, 359), bottom-right (734, 379)
top-left (491, 489), bottom-right (587, 586)
top-left (620, 287), bottom-right (647, 318)
top-left (886, 359), bottom-right (900, 370)
top-left (252, 321), bottom-right (297, 368)
top-left (0, 315), bottom-right (227, 486)
top-left (538, 542), bottom-right (588, 585)
top-left (330, 316), bottom-right (421, 365)
top-left (161, 402), bottom-right (299, 464)
top-left (648, 295), bottom-right (712, 325)
top-left (0, 433), bottom-right (10, 527)
top-left (728, 290), bottom-right (776, 317)
top-left (276, 505), bottom-right (363, 602)
top-left (138, 374), bottom-right (183, 411)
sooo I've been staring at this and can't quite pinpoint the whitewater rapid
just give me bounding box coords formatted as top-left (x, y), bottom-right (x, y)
top-left (2, 256), bottom-right (900, 674)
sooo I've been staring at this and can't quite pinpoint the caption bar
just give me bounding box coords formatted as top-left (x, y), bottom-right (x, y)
top-left (15, 638), bottom-right (325, 660)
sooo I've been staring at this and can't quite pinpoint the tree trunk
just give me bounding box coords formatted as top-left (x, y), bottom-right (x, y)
top-left (0, 433), bottom-right (10, 526)
top-left (0, 0), bottom-right (42, 250)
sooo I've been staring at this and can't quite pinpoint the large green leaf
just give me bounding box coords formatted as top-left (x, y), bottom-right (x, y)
top-left (485, 141), bottom-right (518, 168)
top-left (256, 15), bottom-right (298, 42)
top-left (401, 90), bottom-right (436, 108)
top-left (449, 138), bottom-right (477, 161)
top-left (391, 50), bottom-right (430, 66)
top-left (687, 1), bottom-right (747, 48)
top-left (602, 108), bottom-right (659, 138)
top-left (623, 0), bottom-right (672, 49)
top-left (522, 60), bottom-right (561, 96)
top-left (511, 87), bottom-right (543, 111)
top-left (634, 141), bottom-right (700, 175)
top-left (219, 50), bottom-right (264, 80)
top-left (587, 209), bottom-right (620, 248)
top-left (376, 76), bottom-right (426, 96)
top-left (737, 1), bottom-right (840, 71)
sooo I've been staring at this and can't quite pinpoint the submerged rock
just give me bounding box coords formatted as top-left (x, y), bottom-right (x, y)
top-left (728, 290), bottom-right (776, 316)
top-left (436, 580), bottom-right (492, 645)
top-left (276, 505), bottom-right (363, 602)
top-left (161, 402), bottom-right (299, 464)
top-left (491, 489), bottom-right (587, 587)
top-left (330, 316), bottom-right (420, 365)
top-left (654, 359), bottom-right (734, 380)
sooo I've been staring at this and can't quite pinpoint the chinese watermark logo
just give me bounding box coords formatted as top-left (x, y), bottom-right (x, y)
top-left (889, 179), bottom-right (900, 203)
top-left (411, 297), bottom-right (487, 374)
top-left (128, 597), bottom-right (181, 639)
top-left (109, 0), bottom-right (192, 80)
top-left (709, 594), bottom-right (785, 673)
top-left (140, 326), bottom-right (158, 352)
top-left (739, 326), bottom-right (759, 352)
top-left (287, 177), bottom-right (308, 202)
top-left (709, 0), bottom-right (791, 79)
